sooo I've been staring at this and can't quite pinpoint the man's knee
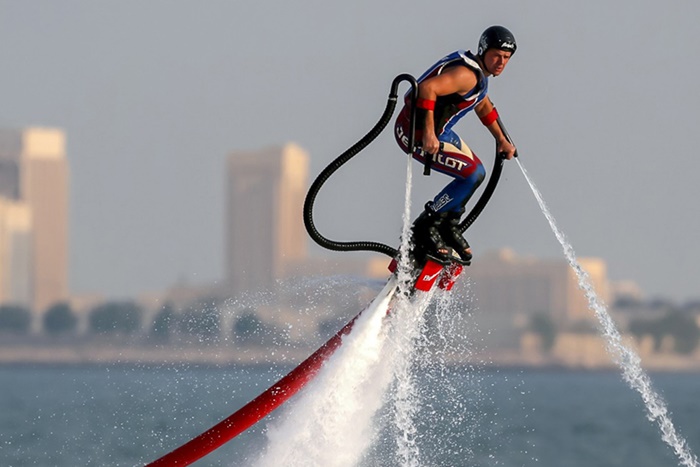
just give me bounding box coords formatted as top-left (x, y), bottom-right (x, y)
top-left (474, 163), bottom-right (486, 185)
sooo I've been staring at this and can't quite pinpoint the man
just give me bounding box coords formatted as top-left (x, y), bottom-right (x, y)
top-left (394, 25), bottom-right (517, 265)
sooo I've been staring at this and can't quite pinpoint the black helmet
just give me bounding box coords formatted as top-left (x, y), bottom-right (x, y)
top-left (478, 25), bottom-right (517, 59)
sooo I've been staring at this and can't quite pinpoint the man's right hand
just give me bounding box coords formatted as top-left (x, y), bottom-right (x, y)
top-left (422, 132), bottom-right (441, 155)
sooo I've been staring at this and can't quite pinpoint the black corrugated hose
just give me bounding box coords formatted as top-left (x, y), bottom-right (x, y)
top-left (303, 74), bottom-right (516, 258)
top-left (303, 74), bottom-right (418, 259)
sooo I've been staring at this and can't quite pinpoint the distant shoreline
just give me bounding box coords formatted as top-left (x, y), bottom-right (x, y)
top-left (2, 344), bottom-right (699, 372)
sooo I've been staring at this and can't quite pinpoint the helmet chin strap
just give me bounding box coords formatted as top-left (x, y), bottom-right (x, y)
top-left (477, 54), bottom-right (492, 76)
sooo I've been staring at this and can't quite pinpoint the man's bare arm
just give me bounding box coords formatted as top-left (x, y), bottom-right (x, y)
top-left (418, 67), bottom-right (478, 154)
top-left (475, 97), bottom-right (516, 159)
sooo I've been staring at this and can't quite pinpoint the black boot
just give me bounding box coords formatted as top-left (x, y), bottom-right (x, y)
top-left (438, 211), bottom-right (473, 265)
top-left (411, 203), bottom-right (448, 261)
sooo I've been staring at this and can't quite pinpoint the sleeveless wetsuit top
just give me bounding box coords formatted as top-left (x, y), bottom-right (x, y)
top-left (408, 50), bottom-right (489, 135)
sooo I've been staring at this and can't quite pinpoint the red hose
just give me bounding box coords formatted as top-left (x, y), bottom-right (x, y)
top-left (145, 312), bottom-right (361, 466)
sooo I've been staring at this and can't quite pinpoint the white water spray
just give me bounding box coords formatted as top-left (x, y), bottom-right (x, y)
top-left (252, 279), bottom-right (398, 467)
top-left (253, 156), bottom-right (430, 467)
top-left (385, 289), bottom-right (436, 467)
top-left (396, 151), bottom-right (417, 298)
top-left (388, 156), bottom-right (450, 466)
top-left (390, 150), bottom-right (423, 466)
top-left (516, 159), bottom-right (699, 467)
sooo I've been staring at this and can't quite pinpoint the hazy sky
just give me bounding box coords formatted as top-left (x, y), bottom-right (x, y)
top-left (1, 1), bottom-right (699, 302)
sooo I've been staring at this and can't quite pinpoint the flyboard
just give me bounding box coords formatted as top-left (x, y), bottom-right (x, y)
top-left (145, 74), bottom-right (512, 467)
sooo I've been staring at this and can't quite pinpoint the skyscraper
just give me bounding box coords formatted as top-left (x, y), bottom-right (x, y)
top-left (0, 128), bottom-right (69, 312)
top-left (0, 198), bottom-right (32, 306)
top-left (225, 143), bottom-right (309, 294)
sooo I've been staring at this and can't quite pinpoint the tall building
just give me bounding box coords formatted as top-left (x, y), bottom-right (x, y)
top-left (0, 128), bottom-right (69, 312)
top-left (225, 143), bottom-right (309, 294)
top-left (0, 199), bottom-right (32, 307)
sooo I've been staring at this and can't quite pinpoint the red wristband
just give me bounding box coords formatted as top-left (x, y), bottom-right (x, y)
top-left (416, 98), bottom-right (436, 111)
top-left (479, 107), bottom-right (499, 126)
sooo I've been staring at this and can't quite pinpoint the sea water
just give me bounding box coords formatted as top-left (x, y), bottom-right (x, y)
top-left (1, 366), bottom-right (699, 466)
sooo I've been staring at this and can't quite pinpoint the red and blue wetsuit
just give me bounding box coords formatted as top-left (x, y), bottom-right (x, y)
top-left (395, 50), bottom-right (488, 214)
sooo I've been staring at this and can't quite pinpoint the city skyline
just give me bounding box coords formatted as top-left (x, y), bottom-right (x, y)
top-left (1, 2), bottom-right (699, 301)
top-left (0, 128), bottom-right (679, 310)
